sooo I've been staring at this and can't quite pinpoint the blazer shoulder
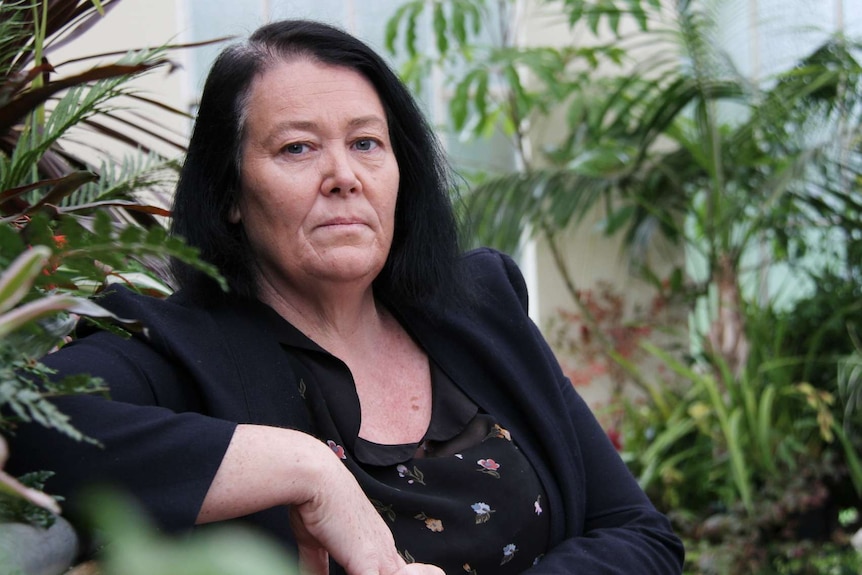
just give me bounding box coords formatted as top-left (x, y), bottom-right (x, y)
top-left (460, 248), bottom-right (529, 313)
top-left (92, 285), bottom-right (207, 325)
top-left (86, 285), bottom-right (221, 347)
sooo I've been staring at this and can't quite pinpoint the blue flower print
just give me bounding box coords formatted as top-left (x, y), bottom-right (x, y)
top-left (471, 501), bottom-right (495, 524)
top-left (501, 543), bottom-right (518, 565)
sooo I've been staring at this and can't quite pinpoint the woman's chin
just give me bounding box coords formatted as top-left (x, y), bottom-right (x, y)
top-left (307, 250), bottom-right (387, 286)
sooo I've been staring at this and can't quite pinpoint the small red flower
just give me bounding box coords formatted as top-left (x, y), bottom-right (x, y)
top-left (477, 459), bottom-right (500, 471)
top-left (606, 428), bottom-right (623, 451)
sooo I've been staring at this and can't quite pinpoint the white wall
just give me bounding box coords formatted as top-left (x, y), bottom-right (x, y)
top-left (50, 0), bottom-right (189, 159)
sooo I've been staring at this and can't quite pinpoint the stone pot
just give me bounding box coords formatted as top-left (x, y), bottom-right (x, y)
top-left (0, 516), bottom-right (79, 575)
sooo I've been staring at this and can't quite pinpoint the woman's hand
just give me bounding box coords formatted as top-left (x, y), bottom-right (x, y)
top-left (394, 565), bottom-right (446, 575)
top-left (288, 456), bottom-right (405, 575)
top-left (199, 424), bottom-right (426, 575)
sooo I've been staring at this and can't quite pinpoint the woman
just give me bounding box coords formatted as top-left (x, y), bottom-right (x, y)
top-left (7, 20), bottom-right (684, 574)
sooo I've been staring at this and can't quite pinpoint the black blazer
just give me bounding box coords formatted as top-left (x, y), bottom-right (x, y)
top-left (8, 248), bottom-right (683, 573)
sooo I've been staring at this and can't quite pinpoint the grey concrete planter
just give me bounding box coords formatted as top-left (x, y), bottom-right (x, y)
top-left (0, 516), bottom-right (79, 575)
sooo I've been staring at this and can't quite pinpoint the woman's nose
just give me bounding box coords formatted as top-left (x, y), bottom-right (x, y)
top-left (321, 148), bottom-right (360, 196)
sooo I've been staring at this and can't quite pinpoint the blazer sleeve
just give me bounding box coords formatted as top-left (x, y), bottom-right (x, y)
top-left (5, 329), bottom-right (237, 533)
top-left (494, 250), bottom-right (685, 574)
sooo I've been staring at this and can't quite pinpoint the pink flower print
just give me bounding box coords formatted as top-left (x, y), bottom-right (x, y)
top-left (534, 494), bottom-right (543, 515)
top-left (500, 543), bottom-right (518, 565)
top-left (471, 501), bottom-right (495, 524)
top-left (327, 440), bottom-right (346, 460)
top-left (476, 458), bottom-right (501, 478)
top-left (396, 464), bottom-right (426, 485)
top-left (462, 564), bottom-right (478, 574)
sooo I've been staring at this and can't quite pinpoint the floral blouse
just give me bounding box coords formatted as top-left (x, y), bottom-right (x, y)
top-left (290, 348), bottom-right (551, 575)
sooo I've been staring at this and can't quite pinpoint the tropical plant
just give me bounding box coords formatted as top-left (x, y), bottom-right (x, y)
top-left (0, 0), bottom-right (224, 526)
top-left (388, 0), bottom-right (862, 380)
top-left (386, 0), bottom-right (666, 381)
top-left (387, 0), bottom-right (862, 571)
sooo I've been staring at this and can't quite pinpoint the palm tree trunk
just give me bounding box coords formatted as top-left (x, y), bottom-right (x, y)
top-left (707, 254), bottom-right (750, 380)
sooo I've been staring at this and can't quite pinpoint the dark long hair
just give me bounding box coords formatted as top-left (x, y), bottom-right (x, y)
top-left (170, 20), bottom-right (464, 308)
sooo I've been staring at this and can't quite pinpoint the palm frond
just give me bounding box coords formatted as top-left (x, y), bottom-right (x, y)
top-left (63, 151), bottom-right (178, 209)
top-left (462, 167), bottom-right (620, 253)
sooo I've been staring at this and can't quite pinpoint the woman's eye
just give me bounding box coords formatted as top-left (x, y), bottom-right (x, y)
top-left (353, 139), bottom-right (378, 151)
top-left (284, 143), bottom-right (308, 154)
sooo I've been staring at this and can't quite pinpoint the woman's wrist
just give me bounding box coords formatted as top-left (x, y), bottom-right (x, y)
top-left (197, 424), bottom-right (339, 523)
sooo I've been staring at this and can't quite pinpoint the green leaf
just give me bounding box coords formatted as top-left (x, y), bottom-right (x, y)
top-left (602, 205), bottom-right (636, 235)
top-left (0, 246), bottom-right (51, 314)
top-left (587, 8), bottom-right (602, 34)
top-left (405, 2), bottom-right (424, 59)
top-left (567, 2), bottom-right (585, 26)
top-left (0, 470), bottom-right (61, 528)
top-left (0, 294), bottom-right (116, 339)
top-left (0, 62), bottom-right (161, 136)
top-left (727, 407), bottom-right (753, 512)
top-left (95, 209), bottom-right (117, 237)
top-left (502, 64), bottom-right (529, 120)
top-left (89, 0), bottom-right (106, 16)
top-left (433, 2), bottom-right (449, 56)
top-left (452, 3), bottom-right (467, 47)
top-left (631, 6), bottom-right (648, 30)
top-left (451, 72), bottom-right (475, 130)
top-left (474, 69), bottom-right (489, 129)
top-left (756, 384), bottom-right (778, 474)
top-left (567, 144), bottom-right (633, 178)
top-left (608, 9), bottom-right (621, 35)
top-left (385, 1), bottom-right (420, 55)
top-left (832, 420), bottom-right (862, 496)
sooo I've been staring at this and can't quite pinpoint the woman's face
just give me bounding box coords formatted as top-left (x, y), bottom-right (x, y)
top-left (232, 58), bottom-right (400, 298)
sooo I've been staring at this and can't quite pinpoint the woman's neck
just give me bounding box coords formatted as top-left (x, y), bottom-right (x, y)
top-left (256, 278), bottom-right (385, 354)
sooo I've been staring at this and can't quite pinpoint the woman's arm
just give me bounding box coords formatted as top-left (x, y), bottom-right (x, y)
top-left (199, 424), bottom-right (445, 575)
top-left (8, 342), bottom-right (441, 575)
top-left (198, 424), bottom-right (407, 574)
